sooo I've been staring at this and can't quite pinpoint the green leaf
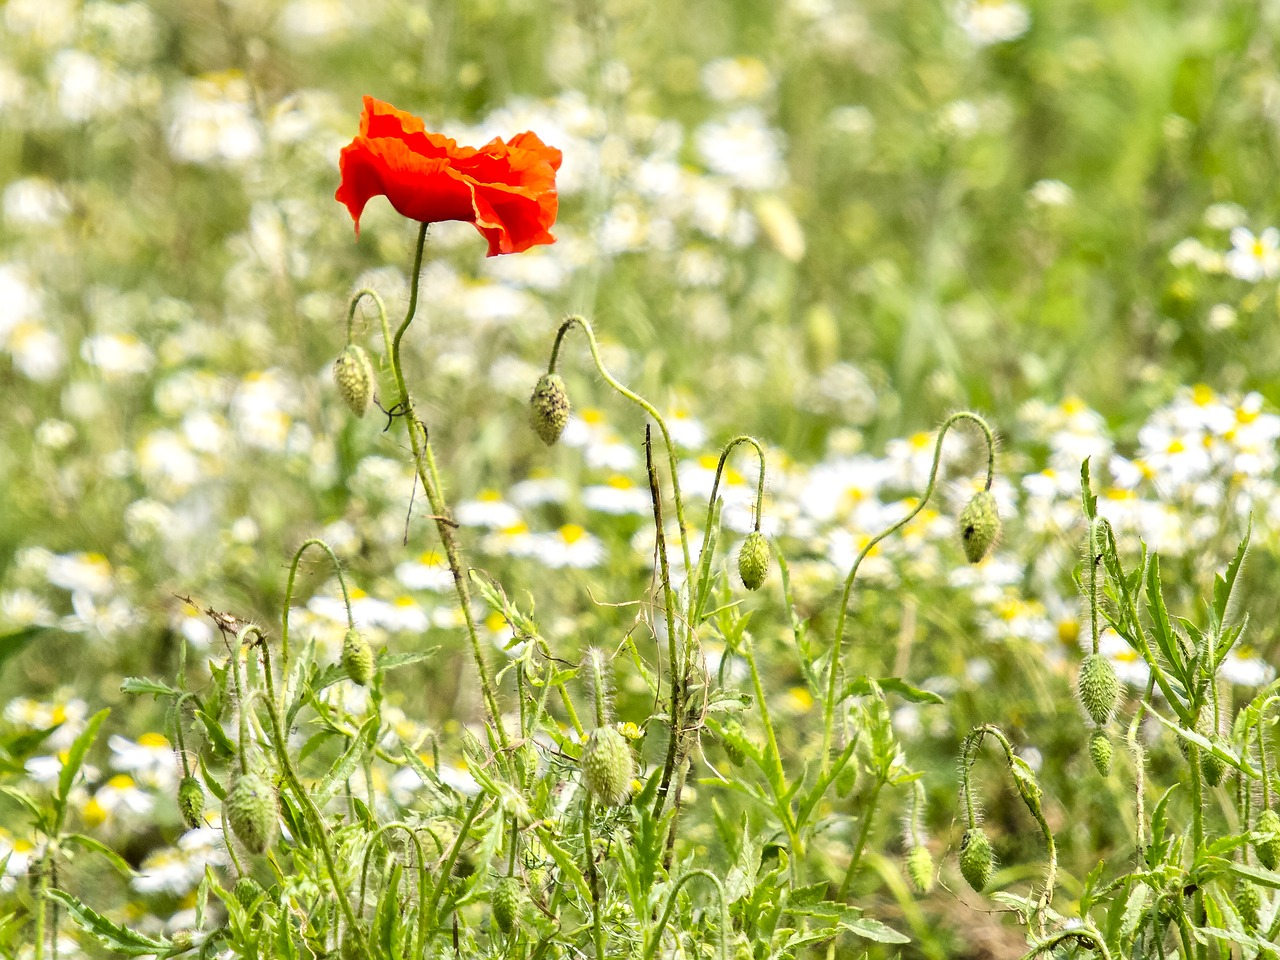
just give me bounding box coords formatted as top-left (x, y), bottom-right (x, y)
top-left (842, 675), bottom-right (943, 705)
top-left (56, 708), bottom-right (109, 829)
top-left (1213, 519), bottom-right (1251, 629)
top-left (0, 625), bottom-right (46, 679)
top-left (47, 888), bottom-right (170, 955)
top-left (62, 832), bottom-right (136, 878)
top-left (1080, 459), bottom-right (1097, 519)
top-left (0, 785), bottom-right (48, 828)
top-left (1225, 861), bottom-right (1280, 891)
top-left (120, 676), bottom-right (180, 698)
top-left (838, 917), bottom-right (910, 944)
top-left (1146, 708), bottom-right (1257, 777)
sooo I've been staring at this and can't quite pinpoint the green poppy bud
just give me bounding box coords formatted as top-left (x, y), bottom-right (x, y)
top-left (958, 490), bottom-right (1000, 563)
top-left (530, 374), bottom-right (570, 446)
top-left (333, 344), bottom-right (377, 418)
top-left (1078, 653), bottom-right (1119, 726)
top-left (1238, 878), bottom-right (1262, 931)
top-left (177, 774), bottom-right (205, 829)
top-left (737, 531), bottom-right (770, 591)
top-left (907, 845), bottom-right (935, 895)
top-left (959, 826), bottom-right (993, 893)
top-left (492, 876), bottom-right (522, 935)
top-left (1256, 809), bottom-right (1280, 871)
top-left (226, 772), bottom-right (278, 855)
top-left (1088, 731), bottom-right (1112, 777)
top-left (341, 628), bottom-right (375, 686)
top-left (581, 725), bottom-right (634, 806)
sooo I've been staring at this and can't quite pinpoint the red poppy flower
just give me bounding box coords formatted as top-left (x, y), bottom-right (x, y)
top-left (336, 96), bottom-right (562, 257)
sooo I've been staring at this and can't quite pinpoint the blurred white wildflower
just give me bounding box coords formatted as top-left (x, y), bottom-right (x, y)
top-left (7, 322), bottom-right (65, 381)
top-left (34, 418), bottom-right (75, 450)
top-left (395, 550), bottom-right (453, 591)
top-left (110, 732), bottom-right (179, 789)
top-left (46, 552), bottom-right (112, 595)
top-left (1225, 227), bottom-right (1280, 282)
top-left (62, 591), bottom-right (136, 639)
top-left (3, 0), bottom-right (77, 47)
top-left (167, 75), bottom-right (263, 166)
top-left (1206, 303), bottom-right (1237, 331)
top-left (508, 473), bottom-right (569, 508)
top-left (81, 1), bottom-right (159, 63)
top-left (137, 430), bottom-right (202, 497)
top-left (3, 178), bottom-right (71, 227)
top-left (583, 475), bottom-right (651, 515)
top-left (957, 0), bottom-right (1031, 45)
top-left (1203, 202), bottom-right (1247, 231)
top-left (702, 56), bottom-right (775, 103)
top-left (1168, 237), bottom-right (1222, 273)
top-left (81, 333), bottom-right (154, 378)
top-left (0, 589), bottom-right (55, 628)
top-left (456, 491), bottom-right (522, 529)
top-left (695, 109), bottom-right (786, 190)
top-left (232, 370), bottom-right (295, 450)
top-left (1028, 179), bottom-right (1074, 208)
top-left (49, 50), bottom-right (133, 123)
top-left (828, 105), bottom-right (875, 137)
top-left (93, 774), bottom-right (155, 818)
top-left (278, 0), bottom-right (357, 46)
top-left (0, 830), bottom-right (39, 894)
top-left (534, 525), bottom-right (605, 569)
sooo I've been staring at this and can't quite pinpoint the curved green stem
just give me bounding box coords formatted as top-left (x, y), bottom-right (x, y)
top-left (281, 537), bottom-right (355, 675)
top-left (256, 639), bottom-right (370, 960)
top-left (822, 412), bottom-right (996, 773)
top-left (643, 869), bottom-right (729, 960)
top-left (548, 314), bottom-right (692, 577)
top-left (362, 223), bottom-right (507, 748)
top-left (422, 792), bottom-right (486, 939)
top-left (1017, 926), bottom-right (1113, 960)
top-left (357, 822), bottom-right (431, 959)
top-left (837, 779), bottom-right (883, 899)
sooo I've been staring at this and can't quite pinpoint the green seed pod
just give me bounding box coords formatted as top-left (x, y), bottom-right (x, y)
top-left (340, 930), bottom-right (362, 960)
top-left (529, 373), bottom-right (570, 446)
top-left (907, 845), bottom-right (934, 895)
top-left (1237, 878), bottom-right (1262, 931)
top-left (1078, 653), bottom-right (1119, 727)
top-left (1201, 736), bottom-right (1226, 787)
top-left (581, 725), bottom-right (634, 806)
top-left (233, 876), bottom-right (265, 912)
top-left (341, 628), bottom-right (375, 686)
top-left (720, 720), bottom-right (746, 767)
top-left (1255, 809), bottom-right (1280, 871)
top-left (1088, 731), bottom-right (1112, 777)
top-left (333, 344), bottom-right (377, 418)
top-left (492, 876), bottom-right (522, 935)
top-left (177, 774), bottom-right (205, 830)
top-left (737, 531), bottom-right (770, 591)
top-left (226, 772), bottom-right (278, 855)
top-left (959, 827), bottom-right (993, 893)
top-left (958, 490), bottom-right (1000, 563)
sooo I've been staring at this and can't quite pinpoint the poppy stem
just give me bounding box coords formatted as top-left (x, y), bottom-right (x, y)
top-left (820, 411), bottom-right (995, 777)
top-left (379, 221), bottom-right (509, 751)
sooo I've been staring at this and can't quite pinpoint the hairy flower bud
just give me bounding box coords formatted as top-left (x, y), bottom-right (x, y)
top-left (1078, 653), bottom-right (1119, 726)
top-left (341, 628), bottom-right (375, 686)
top-left (234, 876), bottom-right (265, 912)
top-left (492, 876), bottom-right (522, 935)
top-left (1238, 879), bottom-right (1262, 931)
top-left (226, 772), bottom-right (278, 855)
top-left (1088, 731), bottom-right (1112, 777)
top-left (1201, 736), bottom-right (1226, 787)
top-left (581, 725), bottom-right (634, 806)
top-left (177, 775), bottom-right (204, 829)
top-left (1256, 809), bottom-right (1280, 871)
top-left (721, 720), bottom-right (747, 767)
top-left (530, 373), bottom-right (570, 446)
top-left (738, 531), bottom-right (770, 591)
top-left (333, 344), bottom-right (377, 418)
top-left (958, 490), bottom-right (1000, 563)
top-left (907, 845), bottom-right (934, 895)
top-left (959, 826), bottom-right (993, 893)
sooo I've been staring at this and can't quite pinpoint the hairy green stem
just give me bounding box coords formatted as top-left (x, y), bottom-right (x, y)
top-left (356, 228), bottom-right (507, 748)
top-left (422, 792), bottom-right (486, 938)
top-left (256, 639), bottom-right (370, 960)
top-left (357, 822), bottom-right (431, 959)
top-left (281, 537), bottom-right (354, 673)
top-left (548, 314), bottom-right (692, 577)
top-left (1017, 926), bottom-right (1113, 960)
top-left (822, 412), bottom-right (996, 774)
top-left (643, 869), bottom-right (729, 960)
top-left (837, 779), bottom-right (883, 899)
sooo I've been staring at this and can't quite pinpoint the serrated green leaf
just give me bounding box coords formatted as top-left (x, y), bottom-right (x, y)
top-left (47, 888), bottom-right (170, 955)
top-left (842, 675), bottom-right (943, 705)
top-left (120, 676), bottom-right (181, 698)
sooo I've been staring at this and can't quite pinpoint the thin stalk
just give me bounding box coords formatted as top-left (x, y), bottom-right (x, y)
top-left (647, 428), bottom-right (685, 825)
top-left (837, 780), bottom-right (883, 899)
top-left (362, 226), bottom-right (507, 748)
top-left (642, 869), bottom-right (729, 960)
top-left (357, 823), bottom-right (430, 959)
top-left (256, 639), bottom-right (370, 960)
top-left (583, 796), bottom-right (605, 960)
top-left (281, 537), bottom-right (355, 674)
top-left (422, 792), bottom-right (486, 937)
top-left (547, 315), bottom-right (692, 577)
top-left (822, 412), bottom-right (996, 774)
